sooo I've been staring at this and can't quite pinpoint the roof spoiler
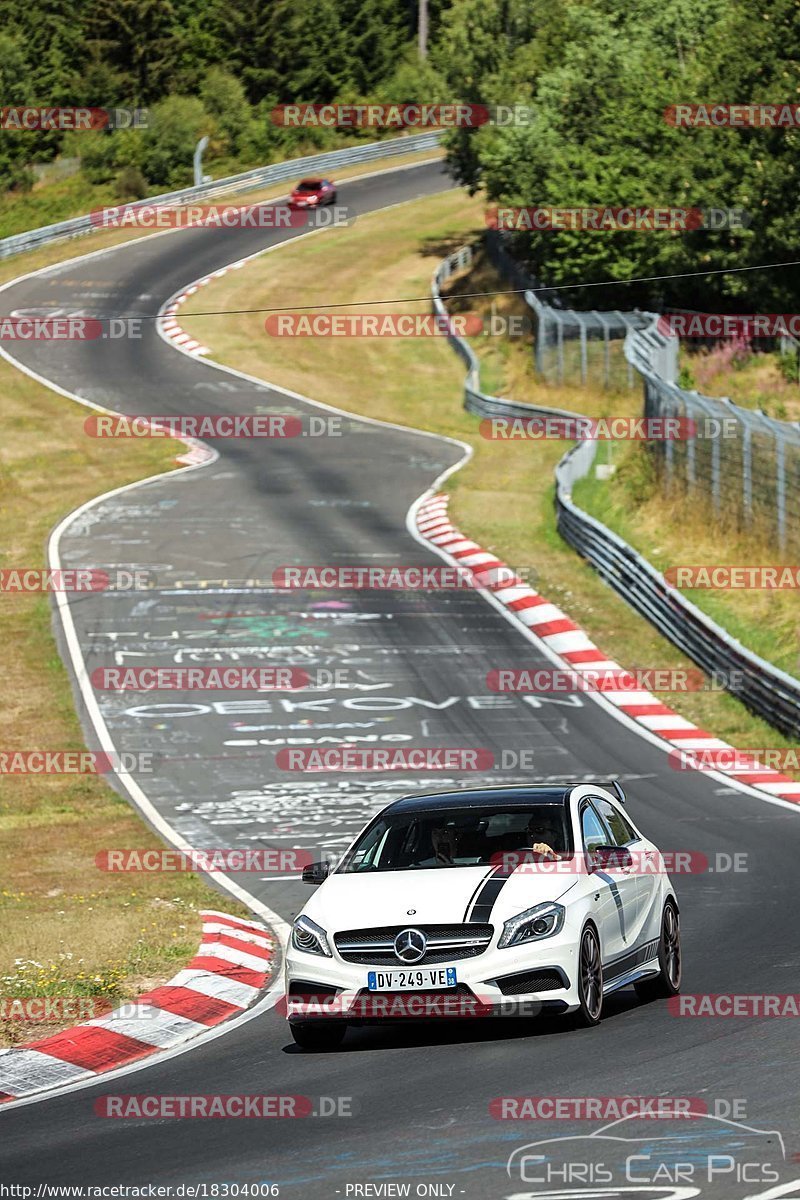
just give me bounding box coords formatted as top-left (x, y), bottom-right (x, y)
top-left (562, 779), bottom-right (627, 803)
top-left (610, 780), bottom-right (627, 805)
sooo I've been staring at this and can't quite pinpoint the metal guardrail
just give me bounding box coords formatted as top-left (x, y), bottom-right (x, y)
top-left (0, 132), bottom-right (443, 260)
top-left (433, 244), bottom-right (578, 426)
top-left (434, 243), bottom-right (800, 738)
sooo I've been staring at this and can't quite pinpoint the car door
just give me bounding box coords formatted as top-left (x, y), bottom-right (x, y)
top-left (580, 798), bottom-right (638, 962)
top-left (594, 795), bottom-right (649, 931)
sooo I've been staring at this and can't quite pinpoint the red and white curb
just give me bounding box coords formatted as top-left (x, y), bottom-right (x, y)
top-left (158, 263), bottom-right (244, 468)
top-left (415, 493), bottom-right (800, 803)
top-left (0, 910), bottom-right (276, 1103)
top-left (159, 261), bottom-right (250, 357)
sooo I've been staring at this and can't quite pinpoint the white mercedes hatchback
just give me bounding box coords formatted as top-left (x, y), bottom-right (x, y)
top-left (284, 783), bottom-right (681, 1049)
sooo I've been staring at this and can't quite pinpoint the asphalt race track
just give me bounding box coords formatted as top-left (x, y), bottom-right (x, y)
top-left (1, 159), bottom-right (799, 1199)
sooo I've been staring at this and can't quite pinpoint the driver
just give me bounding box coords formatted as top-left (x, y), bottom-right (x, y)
top-left (525, 816), bottom-right (559, 861)
top-left (431, 826), bottom-right (458, 865)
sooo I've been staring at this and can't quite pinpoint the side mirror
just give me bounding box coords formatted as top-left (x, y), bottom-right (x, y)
top-left (302, 861), bottom-right (330, 885)
top-left (590, 845), bottom-right (633, 872)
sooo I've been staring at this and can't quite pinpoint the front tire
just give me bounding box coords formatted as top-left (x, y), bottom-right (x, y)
top-left (289, 1020), bottom-right (347, 1051)
top-left (575, 925), bottom-right (604, 1026)
top-left (635, 901), bottom-right (681, 1001)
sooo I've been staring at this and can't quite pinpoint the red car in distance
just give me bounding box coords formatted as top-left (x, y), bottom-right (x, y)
top-left (289, 178), bottom-right (338, 207)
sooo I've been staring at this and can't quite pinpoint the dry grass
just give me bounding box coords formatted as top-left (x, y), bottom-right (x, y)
top-left (573, 450), bottom-right (800, 677)
top-left (684, 343), bottom-right (800, 421)
top-left (0, 354), bottom-right (250, 1048)
top-left (179, 193), bottom-right (800, 773)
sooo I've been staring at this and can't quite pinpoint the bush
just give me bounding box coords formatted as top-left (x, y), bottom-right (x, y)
top-left (139, 96), bottom-right (211, 189)
top-left (776, 349), bottom-right (800, 385)
top-left (115, 165), bottom-right (148, 201)
top-left (616, 442), bottom-right (659, 507)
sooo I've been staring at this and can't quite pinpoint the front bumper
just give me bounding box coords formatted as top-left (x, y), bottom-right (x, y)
top-left (285, 931), bottom-right (581, 1022)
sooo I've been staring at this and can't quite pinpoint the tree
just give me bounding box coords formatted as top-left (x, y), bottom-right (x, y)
top-left (139, 95), bottom-right (210, 188)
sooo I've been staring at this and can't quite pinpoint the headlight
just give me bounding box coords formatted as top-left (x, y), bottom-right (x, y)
top-left (498, 902), bottom-right (565, 949)
top-left (291, 914), bottom-right (332, 957)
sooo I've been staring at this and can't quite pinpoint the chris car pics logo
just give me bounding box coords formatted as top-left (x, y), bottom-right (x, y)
top-left (505, 1112), bottom-right (788, 1194)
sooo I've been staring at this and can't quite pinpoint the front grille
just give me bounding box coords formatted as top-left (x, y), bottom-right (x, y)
top-left (334, 923), bottom-right (493, 965)
top-left (494, 968), bottom-right (568, 996)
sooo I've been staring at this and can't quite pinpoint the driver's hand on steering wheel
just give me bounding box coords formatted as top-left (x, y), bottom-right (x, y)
top-left (531, 841), bottom-right (557, 860)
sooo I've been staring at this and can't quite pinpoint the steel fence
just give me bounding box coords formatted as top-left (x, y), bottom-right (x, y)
top-left (0, 132), bottom-right (443, 260)
top-left (487, 227), bottom-right (800, 550)
top-left (433, 243), bottom-right (800, 738)
top-left (626, 316), bottom-right (800, 554)
top-left (485, 231), bottom-right (656, 390)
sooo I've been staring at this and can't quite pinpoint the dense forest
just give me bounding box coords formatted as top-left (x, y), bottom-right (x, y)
top-left (0, 0), bottom-right (453, 193)
top-left (1, 0), bottom-right (799, 310)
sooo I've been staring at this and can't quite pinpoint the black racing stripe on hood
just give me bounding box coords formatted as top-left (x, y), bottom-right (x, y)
top-left (465, 865), bottom-right (514, 923)
top-left (463, 866), bottom-right (498, 923)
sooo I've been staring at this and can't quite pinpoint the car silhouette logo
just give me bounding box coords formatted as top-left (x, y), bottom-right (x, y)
top-left (394, 928), bottom-right (427, 963)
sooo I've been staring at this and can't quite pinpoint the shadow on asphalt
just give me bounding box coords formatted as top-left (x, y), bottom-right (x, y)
top-left (280, 988), bottom-right (650, 1053)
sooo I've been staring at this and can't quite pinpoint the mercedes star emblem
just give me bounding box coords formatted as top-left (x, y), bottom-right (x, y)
top-left (393, 927), bottom-right (427, 964)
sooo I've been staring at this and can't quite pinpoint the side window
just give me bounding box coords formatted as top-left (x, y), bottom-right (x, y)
top-left (595, 797), bottom-right (638, 846)
top-left (345, 819), bottom-right (388, 871)
top-left (581, 803), bottom-right (610, 852)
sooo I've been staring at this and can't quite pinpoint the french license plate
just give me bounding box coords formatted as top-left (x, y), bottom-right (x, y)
top-left (367, 967), bottom-right (457, 991)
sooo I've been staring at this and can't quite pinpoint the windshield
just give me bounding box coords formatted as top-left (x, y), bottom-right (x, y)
top-left (296, 180), bottom-right (322, 191)
top-left (338, 805), bottom-right (573, 873)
